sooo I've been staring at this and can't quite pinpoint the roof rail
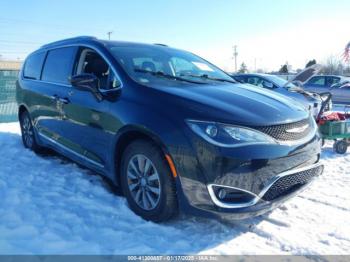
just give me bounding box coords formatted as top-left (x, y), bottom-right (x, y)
top-left (154, 43), bottom-right (168, 47)
top-left (41, 36), bottom-right (98, 48)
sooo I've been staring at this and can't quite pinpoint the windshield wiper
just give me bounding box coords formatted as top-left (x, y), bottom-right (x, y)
top-left (180, 73), bottom-right (237, 84)
top-left (134, 69), bottom-right (204, 84)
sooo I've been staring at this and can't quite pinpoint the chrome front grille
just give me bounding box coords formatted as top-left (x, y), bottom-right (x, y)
top-left (253, 118), bottom-right (313, 141)
top-left (261, 164), bottom-right (324, 201)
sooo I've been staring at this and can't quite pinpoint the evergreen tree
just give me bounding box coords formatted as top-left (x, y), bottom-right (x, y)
top-left (279, 64), bottom-right (289, 73)
top-left (238, 62), bottom-right (248, 73)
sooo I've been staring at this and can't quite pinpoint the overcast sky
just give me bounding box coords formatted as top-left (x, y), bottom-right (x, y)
top-left (1, 0), bottom-right (350, 71)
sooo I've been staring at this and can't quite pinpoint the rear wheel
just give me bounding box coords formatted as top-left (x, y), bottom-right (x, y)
top-left (19, 111), bottom-right (42, 152)
top-left (333, 139), bottom-right (348, 154)
top-left (120, 140), bottom-right (178, 222)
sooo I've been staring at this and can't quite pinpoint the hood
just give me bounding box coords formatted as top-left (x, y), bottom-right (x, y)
top-left (149, 82), bottom-right (310, 126)
top-left (281, 87), bottom-right (320, 106)
top-left (288, 87), bottom-right (321, 101)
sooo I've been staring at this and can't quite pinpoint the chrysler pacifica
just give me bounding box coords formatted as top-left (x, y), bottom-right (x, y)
top-left (16, 36), bottom-right (323, 222)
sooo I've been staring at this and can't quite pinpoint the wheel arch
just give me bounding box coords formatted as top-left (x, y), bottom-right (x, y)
top-left (18, 104), bottom-right (29, 119)
top-left (113, 125), bottom-right (174, 186)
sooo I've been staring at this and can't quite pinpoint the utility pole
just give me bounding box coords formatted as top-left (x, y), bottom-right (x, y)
top-left (107, 31), bottom-right (113, 40)
top-left (233, 45), bottom-right (238, 72)
top-left (254, 58), bottom-right (257, 72)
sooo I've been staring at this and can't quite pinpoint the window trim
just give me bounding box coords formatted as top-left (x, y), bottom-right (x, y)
top-left (22, 43), bottom-right (123, 93)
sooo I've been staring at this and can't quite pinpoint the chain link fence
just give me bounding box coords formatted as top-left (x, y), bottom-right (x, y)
top-left (0, 70), bottom-right (19, 123)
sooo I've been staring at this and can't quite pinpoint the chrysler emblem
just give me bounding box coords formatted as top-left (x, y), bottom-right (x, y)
top-left (286, 124), bottom-right (309, 133)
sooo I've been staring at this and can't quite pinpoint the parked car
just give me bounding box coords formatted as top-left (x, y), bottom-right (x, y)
top-left (232, 73), bottom-right (324, 118)
top-left (16, 36), bottom-right (323, 222)
top-left (303, 75), bottom-right (350, 104)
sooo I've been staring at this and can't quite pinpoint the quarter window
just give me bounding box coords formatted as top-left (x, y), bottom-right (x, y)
top-left (42, 47), bottom-right (77, 84)
top-left (23, 52), bottom-right (46, 80)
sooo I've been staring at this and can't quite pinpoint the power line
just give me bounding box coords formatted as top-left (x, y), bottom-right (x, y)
top-left (0, 17), bottom-right (108, 32)
top-left (0, 51), bottom-right (30, 54)
top-left (0, 39), bottom-right (43, 45)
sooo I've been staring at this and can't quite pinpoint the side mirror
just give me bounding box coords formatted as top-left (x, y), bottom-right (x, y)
top-left (70, 74), bottom-right (102, 101)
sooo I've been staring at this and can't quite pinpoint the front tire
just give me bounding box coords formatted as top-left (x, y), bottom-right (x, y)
top-left (19, 111), bottom-right (42, 152)
top-left (120, 140), bottom-right (178, 222)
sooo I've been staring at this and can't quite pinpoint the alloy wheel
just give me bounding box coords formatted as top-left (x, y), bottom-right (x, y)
top-left (127, 154), bottom-right (161, 210)
top-left (21, 114), bottom-right (34, 148)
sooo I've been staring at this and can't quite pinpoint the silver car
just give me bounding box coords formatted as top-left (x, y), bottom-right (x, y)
top-left (303, 75), bottom-right (350, 104)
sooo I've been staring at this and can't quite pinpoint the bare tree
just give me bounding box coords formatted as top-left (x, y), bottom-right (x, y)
top-left (321, 55), bottom-right (343, 75)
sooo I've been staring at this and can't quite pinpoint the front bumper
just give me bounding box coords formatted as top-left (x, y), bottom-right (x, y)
top-left (207, 163), bottom-right (323, 209)
top-left (171, 133), bottom-right (323, 219)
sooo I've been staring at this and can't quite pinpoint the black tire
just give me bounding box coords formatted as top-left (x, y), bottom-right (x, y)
top-left (19, 111), bottom-right (42, 152)
top-left (120, 140), bottom-right (178, 222)
top-left (333, 139), bottom-right (348, 154)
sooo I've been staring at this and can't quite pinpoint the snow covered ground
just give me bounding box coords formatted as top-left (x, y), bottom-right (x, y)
top-left (0, 122), bottom-right (349, 255)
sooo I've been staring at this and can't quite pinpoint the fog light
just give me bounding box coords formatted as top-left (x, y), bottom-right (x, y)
top-left (218, 189), bottom-right (227, 200)
top-left (206, 125), bottom-right (218, 137)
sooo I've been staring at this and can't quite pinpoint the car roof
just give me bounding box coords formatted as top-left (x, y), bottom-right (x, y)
top-left (32, 36), bottom-right (172, 56)
top-left (233, 73), bottom-right (271, 78)
top-left (311, 74), bottom-right (345, 78)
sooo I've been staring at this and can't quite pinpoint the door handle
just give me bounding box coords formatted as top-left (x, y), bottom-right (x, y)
top-left (59, 97), bottom-right (70, 104)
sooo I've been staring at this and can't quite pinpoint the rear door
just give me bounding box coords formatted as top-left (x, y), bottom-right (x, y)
top-left (37, 46), bottom-right (79, 147)
top-left (20, 51), bottom-right (51, 129)
top-left (331, 84), bottom-right (350, 104)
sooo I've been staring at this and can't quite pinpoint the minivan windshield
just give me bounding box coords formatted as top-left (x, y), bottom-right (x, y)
top-left (107, 44), bottom-right (235, 85)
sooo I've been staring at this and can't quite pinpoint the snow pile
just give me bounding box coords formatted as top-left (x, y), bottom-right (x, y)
top-left (0, 123), bottom-right (349, 254)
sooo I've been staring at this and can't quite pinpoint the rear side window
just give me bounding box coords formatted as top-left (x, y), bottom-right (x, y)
top-left (327, 77), bottom-right (340, 86)
top-left (23, 52), bottom-right (46, 80)
top-left (42, 47), bottom-right (77, 84)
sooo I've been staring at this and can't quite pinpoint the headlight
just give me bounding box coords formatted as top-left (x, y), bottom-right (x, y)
top-left (186, 120), bottom-right (277, 147)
